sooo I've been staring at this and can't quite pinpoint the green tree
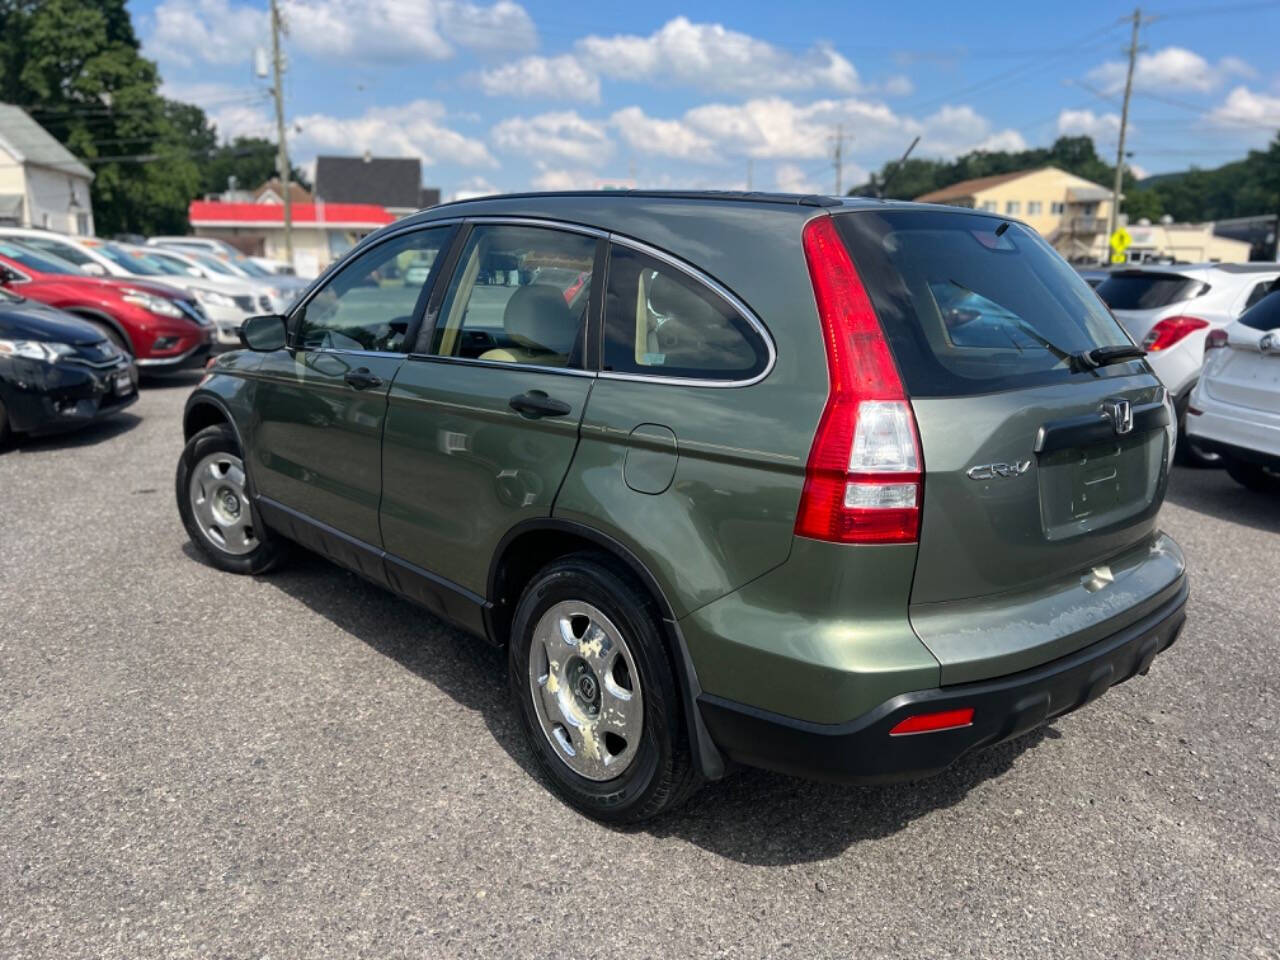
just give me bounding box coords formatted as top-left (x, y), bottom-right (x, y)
top-left (199, 137), bottom-right (309, 196)
top-left (0, 0), bottom-right (205, 234)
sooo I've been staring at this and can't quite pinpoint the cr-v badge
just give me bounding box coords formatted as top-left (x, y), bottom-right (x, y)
top-left (966, 460), bottom-right (1032, 481)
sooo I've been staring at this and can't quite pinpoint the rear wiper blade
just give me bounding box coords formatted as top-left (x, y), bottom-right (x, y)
top-left (1075, 344), bottom-right (1146, 369)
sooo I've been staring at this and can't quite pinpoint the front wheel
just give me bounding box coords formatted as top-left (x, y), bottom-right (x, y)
top-left (508, 554), bottom-right (697, 822)
top-left (175, 424), bottom-right (286, 574)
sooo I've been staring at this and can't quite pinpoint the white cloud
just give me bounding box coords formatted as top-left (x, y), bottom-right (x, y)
top-left (879, 74), bottom-right (915, 97)
top-left (293, 100), bottom-right (496, 169)
top-left (577, 17), bottom-right (861, 94)
top-left (916, 105), bottom-right (1027, 156)
top-left (1087, 46), bottom-right (1255, 95)
top-left (160, 81), bottom-right (274, 140)
top-left (1056, 108), bottom-right (1124, 140)
top-left (491, 112), bottom-right (612, 165)
top-left (775, 163), bottom-right (822, 194)
top-left (1208, 85), bottom-right (1280, 133)
top-left (610, 106), bottom-right (717, 161)
top-left (477, 55), bottom-right (601, 103)
top-left (146, 0), bottom-right (535, 67)
top-left (451, 175), bottom-right (501, 200)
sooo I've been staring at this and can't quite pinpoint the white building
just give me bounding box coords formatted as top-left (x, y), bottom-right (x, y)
top-left (0, 103), bottom-right (94, 235)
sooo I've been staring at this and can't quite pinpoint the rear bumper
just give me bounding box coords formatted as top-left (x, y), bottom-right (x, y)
top-left (697, 576), bottom-right (1188, 784)
top-left (1186, 388), bottom-right (1280, 462)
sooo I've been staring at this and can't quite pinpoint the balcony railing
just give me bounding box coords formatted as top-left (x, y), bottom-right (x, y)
top-left (1064, 216), bottom-right (1103, 234)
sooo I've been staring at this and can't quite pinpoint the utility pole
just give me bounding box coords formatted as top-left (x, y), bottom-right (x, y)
top-left (746, 158), bottom-right (753, 191)
top-left (829, 125), bottom-right (850, 196)
top-left (270, 0), bottom-right (293, 270)
top-left (1108, 8), bottom-right (1146, 248)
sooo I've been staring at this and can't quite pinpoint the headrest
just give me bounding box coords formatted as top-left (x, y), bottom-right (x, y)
top-left (647, 273), bottom-right (709, 321)
top-left (503, 283), bottom-right (577, 355)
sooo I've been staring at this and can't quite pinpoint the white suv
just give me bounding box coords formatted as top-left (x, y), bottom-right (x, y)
top-left (1096, 263), bottom-right (1280, 465)
top-left (1186, 286), bottom-right (1280, 492)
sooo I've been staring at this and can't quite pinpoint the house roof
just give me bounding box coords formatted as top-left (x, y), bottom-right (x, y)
top-left (0, 103), bottom-right (93, 180)
top-left (314, 155), bottom-right (423, 209)
top-left (913, 169), bottom-right (1036, 203)
top-left (188, 201), bottom-right (395, 228)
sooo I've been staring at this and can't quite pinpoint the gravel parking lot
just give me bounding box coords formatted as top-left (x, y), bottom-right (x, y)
top-left (2, 377), bottom-right (1277, 959)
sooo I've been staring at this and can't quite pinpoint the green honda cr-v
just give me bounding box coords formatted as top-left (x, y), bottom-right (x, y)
top-left (177, 191), bottom-right (1187, 822)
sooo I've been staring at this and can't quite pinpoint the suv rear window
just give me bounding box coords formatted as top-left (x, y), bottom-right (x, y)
top-left (835, 210), bottom-right (1136, 397)
top-left (1095, 271), bottom-right (1204, 310)
top-left (1239, 289), bottom-right (1280, 332)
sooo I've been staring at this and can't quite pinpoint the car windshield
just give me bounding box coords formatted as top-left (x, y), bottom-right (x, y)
top-left (836, 210), bottom-right (1135, 397)
top-left (0, 240), bottom-right (83, 275)
top-left (128, 249), bottom-right (193, 276)
top-left (95, 242), bottom-right (167, 275)
top-left (1095, 271), bottom-right (1205, 310)
top-left (193, 253), bottom-right (235, 276)
top-left (1239, 289), bottom-right (1280, 332)
top-left (233, 257), bottom-right (270, 277)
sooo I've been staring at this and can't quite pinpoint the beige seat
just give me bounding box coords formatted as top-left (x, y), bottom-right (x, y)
top-left (479, 284), bottom-right (578, 366)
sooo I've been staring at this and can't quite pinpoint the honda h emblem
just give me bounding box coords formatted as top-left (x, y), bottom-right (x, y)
top-left (1102, 398), bottom-right (1133, 436)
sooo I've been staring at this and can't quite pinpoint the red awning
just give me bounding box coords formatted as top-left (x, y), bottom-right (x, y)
top-left (188, 201), bottom-right (395, 227)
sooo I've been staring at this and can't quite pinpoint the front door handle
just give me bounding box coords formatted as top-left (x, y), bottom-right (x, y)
top-left (344, 367), bottom-right (383, 390)
top-left (509, 390), bottom-right (572, 419)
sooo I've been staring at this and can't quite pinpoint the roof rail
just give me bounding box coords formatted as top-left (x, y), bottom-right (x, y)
top-left (425, 189), bottom-right (845, 211)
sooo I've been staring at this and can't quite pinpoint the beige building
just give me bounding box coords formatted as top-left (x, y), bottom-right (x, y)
top-left (0, 103), bottom-right (94, 235)
top-left (1115, 219), bottom-right (1250, 264)
top-left (915, 166), bottom-right (1115, 262)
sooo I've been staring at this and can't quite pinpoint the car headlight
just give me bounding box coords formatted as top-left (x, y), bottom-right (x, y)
top-left (196, 289), bottom-right (236, 309)
top-left (0, 338), bottom-right (75, 363)
top-left (121, 287), bottom-right (183, 318)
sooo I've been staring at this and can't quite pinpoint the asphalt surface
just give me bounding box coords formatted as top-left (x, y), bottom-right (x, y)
top-left (2, 377), bottom-right (1277, 959)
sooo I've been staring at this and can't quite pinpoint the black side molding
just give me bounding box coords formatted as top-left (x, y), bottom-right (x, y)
top-left (1034, 399), bottom-right (1169, 455)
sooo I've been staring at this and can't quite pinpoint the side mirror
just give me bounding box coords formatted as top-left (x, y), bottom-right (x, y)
top-left (239, 314), bottom-right (288, 351)
top-left (81, 262), bottom-right (108, 277)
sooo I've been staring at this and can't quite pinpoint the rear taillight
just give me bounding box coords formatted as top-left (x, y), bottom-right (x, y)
top-left (1204, 328), bottom-right (1229, 352)
top-left (795, 216), bottom-right (922, 545)
top-left (1142, 315), bottom-right (1209, 352)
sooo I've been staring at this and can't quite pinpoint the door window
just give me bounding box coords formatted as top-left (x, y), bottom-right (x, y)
top-left (295, 227), bottom-right (450, 354)
top-left (602, 244), bottom-right (769, 381)
top-left (427, 224), bottom-right (596, 368)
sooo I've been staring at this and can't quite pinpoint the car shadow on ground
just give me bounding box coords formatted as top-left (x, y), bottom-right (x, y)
top-left (1165, 465), bottom-right (1280, 533)
top-left (7, 411), bottom-right (141, 452)
top-left (198, 543), bottom-right (1051, 866)
top-left (141, 370), bottom-right (205, 391)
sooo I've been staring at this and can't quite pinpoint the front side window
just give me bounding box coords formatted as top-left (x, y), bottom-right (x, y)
top-left (428, 224), bottom-right (596, 368)
top-left (0, 240), bottom-right (79, 274)
top-left (295, 227), bottom-right (450, 353)
top-left (17, 235), bottom-right (94, 268)
top-left (603, 244), bottom-right (769, 381)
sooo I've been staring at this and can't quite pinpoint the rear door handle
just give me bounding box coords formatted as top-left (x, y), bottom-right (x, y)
top-left (344, 367), bottom-right (383, 390)
top-left (509, 390), bottom-right (572, 419)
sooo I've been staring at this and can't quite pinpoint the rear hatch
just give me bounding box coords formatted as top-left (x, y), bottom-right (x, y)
top-left (1205, 291), bottom-right (1280, 413)
top-left (836, 210), bottom-right (1181, 683)
top-left (1095, 269), bottom-right (1209, 344)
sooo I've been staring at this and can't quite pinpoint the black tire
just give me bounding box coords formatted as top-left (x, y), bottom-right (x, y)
top-left (175, 423), bottom-right (286, 574)
top-left (508, 553), bottom-right (698, 823)
top-left (1224, 458), bottom-right (1280, 494)
top-left (0, 396), bottom-right (11, 449)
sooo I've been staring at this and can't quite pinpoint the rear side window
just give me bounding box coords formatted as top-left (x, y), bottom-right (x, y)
top-left (1239, 290), bottom-right (1280, 332)
top-left (603, 244), bottom-right (768, 381)
top-left (835, 210), bottom-right (1135, 397)
top-left (1095, 272), bottom-right (1204, 310)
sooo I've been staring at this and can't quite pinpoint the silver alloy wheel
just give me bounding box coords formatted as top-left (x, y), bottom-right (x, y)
top-left (528, 600), bottom-right (644, 781)
top-left (188, 451), bottom-right (259, 556)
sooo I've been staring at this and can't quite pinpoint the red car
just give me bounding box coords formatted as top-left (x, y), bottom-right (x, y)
top-left (0, 240), bottom-right (213, 371)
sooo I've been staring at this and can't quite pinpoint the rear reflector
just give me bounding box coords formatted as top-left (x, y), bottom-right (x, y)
top-left (1204, 328), bottom-right (1229, 352)
top-left (1142, 315), bottom-right (1209, 352)
top-left (796, 216), bottom-right (922, 544)
top-left (889, 708), bottom-right (975, 736)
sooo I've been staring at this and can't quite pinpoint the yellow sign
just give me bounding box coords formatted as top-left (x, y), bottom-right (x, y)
top-left (1109, 227), bottom-right (1132, 253)
top-left (1110, 251), bottom-right (1127, 264)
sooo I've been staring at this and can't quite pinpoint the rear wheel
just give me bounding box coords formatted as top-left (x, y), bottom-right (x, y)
top-left (1224, 458), bottom-right (1280, 494)
top-left (176, 424), bottom-right (286, 574)
top-left (508, 554), bottom-right (697, 822)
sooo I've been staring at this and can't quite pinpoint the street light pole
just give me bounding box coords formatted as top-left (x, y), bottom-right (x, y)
top-left (270, 0), bottom-right (293, 270)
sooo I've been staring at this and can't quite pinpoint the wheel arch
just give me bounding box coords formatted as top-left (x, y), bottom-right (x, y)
top-left (65, 308), bottom-right (134, 354)
top-left (488, 517), bottom-right (726, 780)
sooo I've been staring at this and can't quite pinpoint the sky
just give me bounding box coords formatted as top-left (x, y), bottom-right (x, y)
top-left (127, 0), bottom-right (1280, 200)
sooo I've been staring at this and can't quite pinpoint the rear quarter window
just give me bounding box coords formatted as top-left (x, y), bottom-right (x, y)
top-left (835, 210), bottom-right (1137, 397)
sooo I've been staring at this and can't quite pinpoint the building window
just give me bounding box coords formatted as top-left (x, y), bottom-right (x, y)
top-left (41, 213), bottom-right (50, 228)
top-left (1050, 202), bottom-right (1065, 215)
top-left (1027, 201), bottom-right (1043, 215)
top-left (1005, 201), bottom-right (1020, 215)
top-left (980, 201), bottom-right (997, 212)
top-left (75, 213), bottom-right (90, 235)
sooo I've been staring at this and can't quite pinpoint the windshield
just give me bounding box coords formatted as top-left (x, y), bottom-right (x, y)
top-left (1095, 271), bottom-right (1205, 310)
top-left (0, 240), bottom-right (83, 275)
top-left (13, 235), bottom-right (94, 267)
top-left (193, 253), bottom-right (235, 276)
top-left (127, 249), bottom-right (193, 276)
top-left (232, 257), bottom-right (270, 277)
top-left (836, 210), bottom-right (1137, 397)
top-left (93, 242), bottom-right (166, 275)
